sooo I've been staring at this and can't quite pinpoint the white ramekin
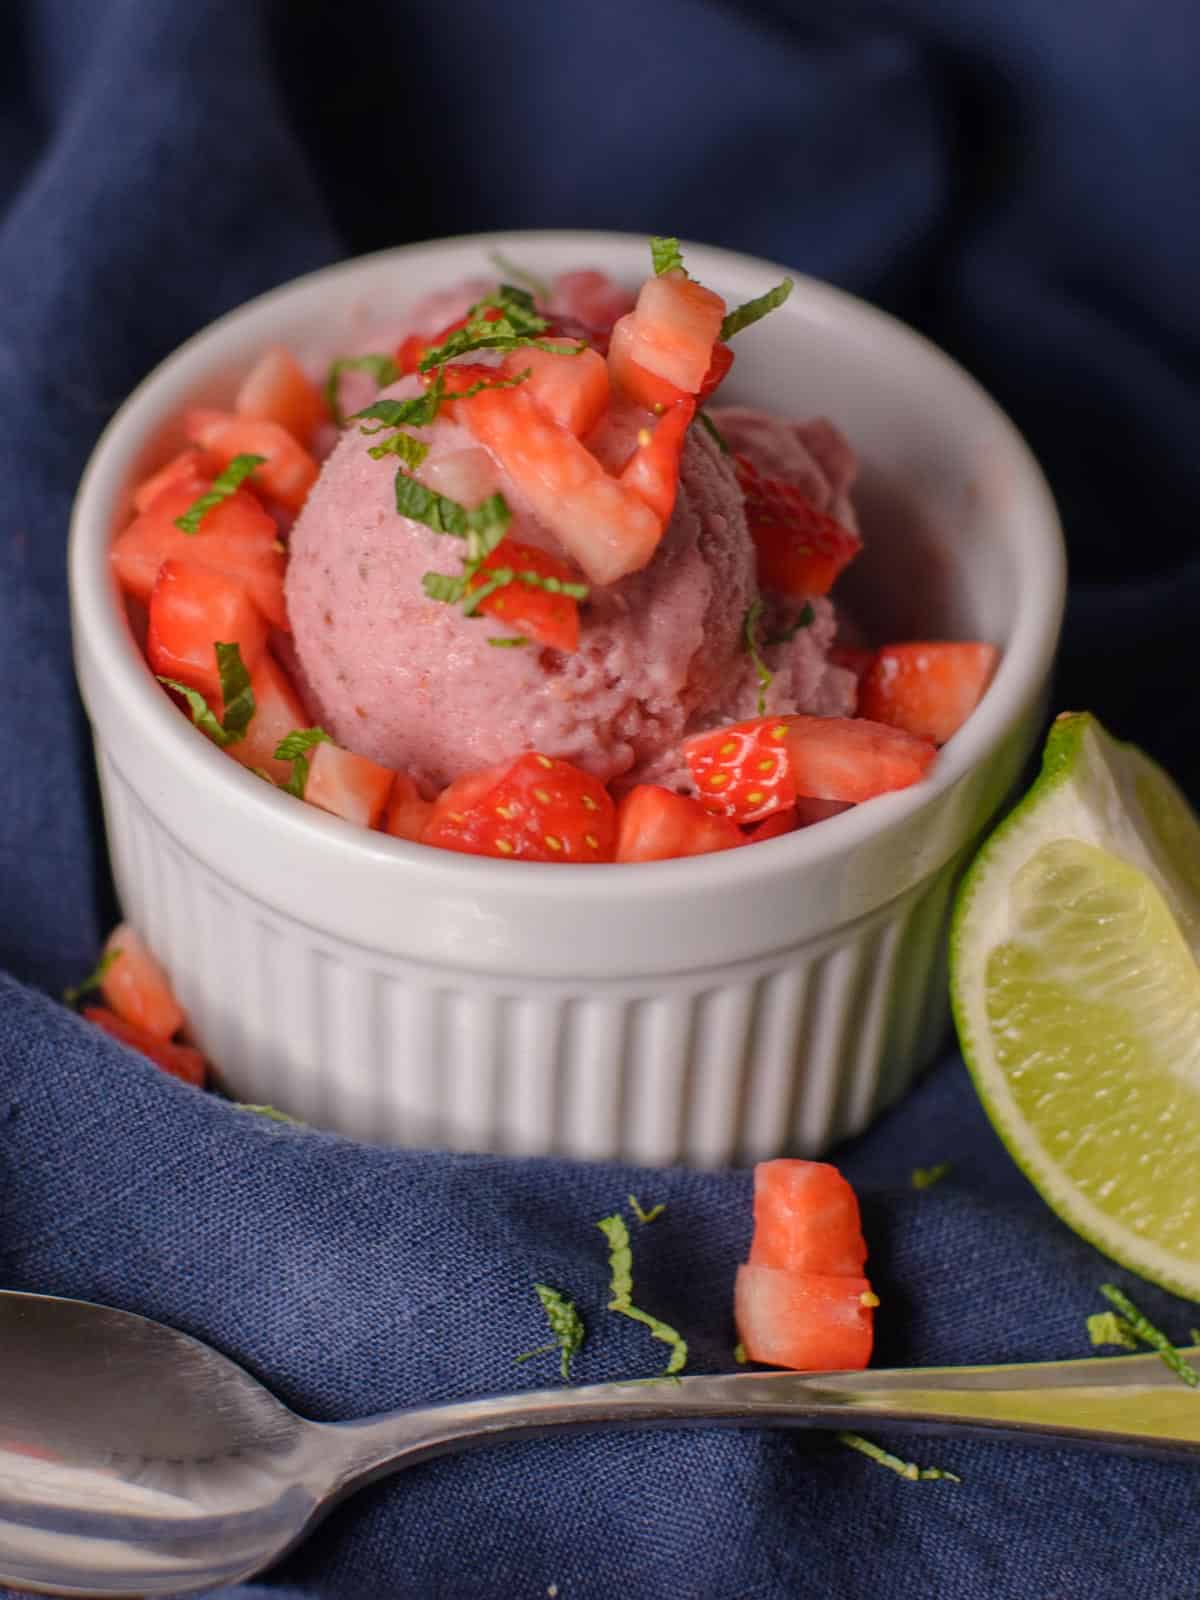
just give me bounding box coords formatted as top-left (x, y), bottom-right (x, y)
top-left (69, 231), bottom-right (1065, 1166)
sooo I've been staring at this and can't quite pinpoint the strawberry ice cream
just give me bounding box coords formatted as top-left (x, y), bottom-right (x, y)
top-left (285, 392), bottom-right (858, 793)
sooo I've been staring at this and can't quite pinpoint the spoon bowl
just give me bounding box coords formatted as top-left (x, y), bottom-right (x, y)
top-left (3, 1289), bottom-right (1198, 1597)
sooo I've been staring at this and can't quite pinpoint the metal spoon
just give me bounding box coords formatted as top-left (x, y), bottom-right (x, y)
top-left (1, 1289), bottom-right (1197, 1597)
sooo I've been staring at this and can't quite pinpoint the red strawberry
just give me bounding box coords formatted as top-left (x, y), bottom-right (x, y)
top-left (500, 345), bottom-right (610, 437)
top-left (686, 714), bottom-right (937, 819)
top-left (747, 1160), bottom-right (869, 1276)
top-left (696, 340), bottom-right (734, 402)
top-left (131, 449), bottom-right (217, 514)
top-left (467, 537), bottom-right (582, 653)
top-left (235, 345), bottom-right (326, 446)
top-left (734, 1265), bottom-right (875, 1371)
top-left (424, 753), bottom-right (616, 862)
top-left (147, 561), bottom-right (269, 703)
top-left (858, 641), bottom-right (1000, 746)
top-left (385, 773), bottom-right (433, 842)
top-left (112, 475), bottom-right (287, 628)
top-left (303, 741), bottom-right (394, 829)
top-left (828, 643), bottom-right (875, 681)
top-left (183, 410), bottom-right (318, 514)
top-left (397, 307), bottom-right (505, 374)
top-left (784, 716), bottom-right (937, 802)
top-left (619, 398), bottom-right (695, 523)
top-left (83, 1007), bottom-right (207, 1087)
top-left (218, 652), bottom-right (308, 785)
top-left (97, 922), bottom-right (184, 1041)
top-left (743, 807), bottom-right (799, 844)
top-left (614, 785), bottom-right (743, 862)
top-left (734, 454), bottom-right (862, 598)
top-left (684, 718), bottom-right (799, 823)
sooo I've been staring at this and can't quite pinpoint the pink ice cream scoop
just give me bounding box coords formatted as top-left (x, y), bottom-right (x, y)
top-left (285, 396), bottom-right (858, 794)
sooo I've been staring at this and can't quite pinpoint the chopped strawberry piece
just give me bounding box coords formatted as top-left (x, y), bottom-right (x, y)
top-left (184, 410), bottom-right (318, 514)
top-left (235, 345), bottom-right (326, 446)
top-left (687, 714), bottom-right (936, 817)
top-left (303, 740), bottom-right (394, 829)
top-left (619, 398), bottom-right (695, 523)
top-left (828, 644), bottom-right (875, 680)
top-left (111, 476), bottom-right (287, 628)
top-left (684, 718), bottom-right (799, 824)
top-left (394, 333), bottom-right (428, 376)
top-left (858, 642), bottom-right (1000, 746)
top-left (424, 752), bottom-right (616, 862)
top-left (744, 807), bottom-right (799, 844)
top-left (607, 315), bottom-right (690, 411)
top-left (614, 785), bottom-right (743, 862)
top-left (397, 307), bottom-right (504, 373)
top-left (783, 715), bottom-right (937, 803)
top-left (385, 773), bottom-right (433, 842)
top-left (83, 1007), bottom-right (207, 1087)
top-left (455, 380), bottom-right (663, 585)
top-left (467, 538), bottom-right (581, 653)
top-left (131, 449), bottom-right (216, 514)
top-left (224, 651), bottom-right (309, 785)
top-left (624, 271), bottom-right (726, 394)
top-left (696, 340), bottom-right (734, 403)
top-left (147, 561), bottom-right (269, 702)
top-left (793, 796), bottom-right (855, 826)
top-left (97, 922), bottom-right (184, 1041)
top-left (747, 1160), bottom-right (869, 1276)
top-left (500, 346), bottom-right (610, 438)
top-left (734, 454), bottom-right (862, 598)
top-left (734, 1265), bottom-right (874, 1371)
top-left (550, 270), bottom-right (635, 336)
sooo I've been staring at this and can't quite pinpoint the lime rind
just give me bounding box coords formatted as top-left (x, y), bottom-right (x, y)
top-left (950, 713), bottom-right (1200, 1301)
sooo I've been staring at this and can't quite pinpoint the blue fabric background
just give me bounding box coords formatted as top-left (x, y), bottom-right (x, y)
top-left (1, 1), bottom-right (1197, 1595)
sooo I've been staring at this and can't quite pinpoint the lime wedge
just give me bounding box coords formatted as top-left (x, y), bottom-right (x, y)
top-left (950, 712), bottom-right (1200, 1299)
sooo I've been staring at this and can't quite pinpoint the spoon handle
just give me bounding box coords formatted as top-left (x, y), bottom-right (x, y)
top-left (321, 1347), bottom-right (1200, 1491)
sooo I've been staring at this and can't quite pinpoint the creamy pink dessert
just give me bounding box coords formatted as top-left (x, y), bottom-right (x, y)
top-left (287, 346), bottom-right (858, 793)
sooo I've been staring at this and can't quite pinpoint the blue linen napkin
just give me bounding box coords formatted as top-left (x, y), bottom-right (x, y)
top-left (2, 1), bottom-right (1198, 1595)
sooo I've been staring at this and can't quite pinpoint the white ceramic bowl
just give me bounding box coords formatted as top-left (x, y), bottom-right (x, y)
top-left (69, 231), bottom-right (1065, 1166)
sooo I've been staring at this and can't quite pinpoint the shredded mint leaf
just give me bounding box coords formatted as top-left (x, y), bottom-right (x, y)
top-left (157, 678), bottom-right (232, 745)
top-left (628, 1195), bottom-right (665, 1226)
top-left (174, 453), bottom-right (266, 535)
top-left (355, 378), bottom-right (445, 434)
top-left (235, 1103), bottom-right (302, 1125)
top-left (368, 431), bottom-right (430, 469)
top-left (1088, 1311), bottom-right (1139, 1350)
top-left (698, 411), bottom-right (729, 453)
top-left (514, 1283), bottom-right (586, 1382)
top-left (215, 641), bottom-right (255, 742)
top-left (650, 236), bottom-right (685, 276)
top-left (766, 603), bottom-right (815, 647)
top-left (1098, 1284), bottom-right (1198, 1387)
top-left (837, 1432), bottom-right (960, 1483)
top-left (488, 251), bottom-right (551, 302)
top-left (325, 353), bottom-right (400, 427)
top-left (273, 726), bottom-right (332, 799)
top-left (742, 598), bottom-right (772, 715)
top-left (720, 277), bottom-right (794, 341)
top-left (157, 642), bottom-right (254, 749)
top-left (911, 1162), bottom-right (952, 1190)
top-left (417, 286), bottom-right (583, 372)
top-left (63, 945), bottom-right (123, 1010)
top-left (597, 1212), bottom-right (688, 1376)
top-left (487, 635), bottom-right (529, 648)
top-left (422, 571), bottom-right (468, 604)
